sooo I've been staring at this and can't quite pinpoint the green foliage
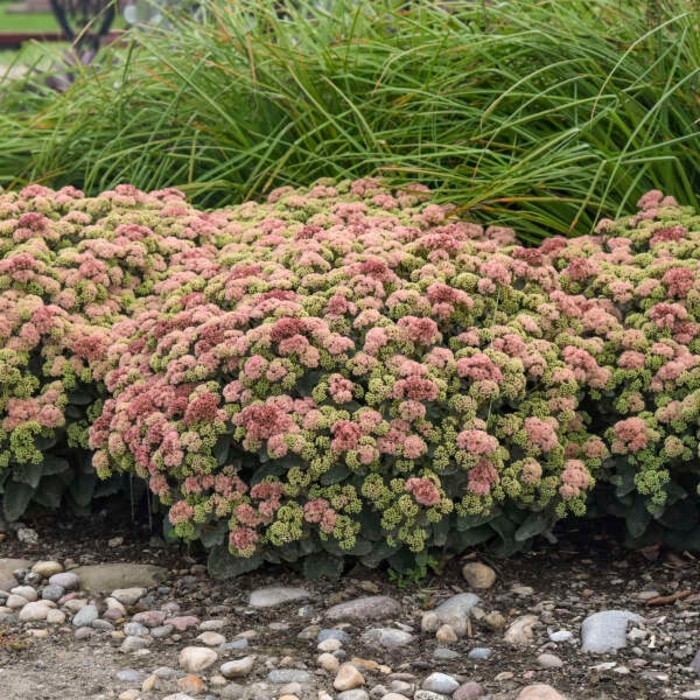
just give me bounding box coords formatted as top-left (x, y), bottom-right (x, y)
top-left (2, 0), bottom-right (700, 241)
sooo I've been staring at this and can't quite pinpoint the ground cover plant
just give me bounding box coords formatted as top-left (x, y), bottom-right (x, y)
top-left (1, 0), bottom-right (699, 242)
top-left (1, 178), bottom-right (700, 578)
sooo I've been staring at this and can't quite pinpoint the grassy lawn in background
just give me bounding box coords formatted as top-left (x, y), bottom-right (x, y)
top-left (0, 7), bottom-right (59, 32)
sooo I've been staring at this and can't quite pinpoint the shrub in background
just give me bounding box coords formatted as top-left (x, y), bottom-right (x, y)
top-left (2, 0), bottom-right (700, 242)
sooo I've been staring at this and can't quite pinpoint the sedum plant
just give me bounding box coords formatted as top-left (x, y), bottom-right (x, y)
top-left (2, 177), bottom-right (700, 574)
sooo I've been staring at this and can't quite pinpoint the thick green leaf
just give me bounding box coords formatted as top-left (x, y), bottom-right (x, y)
top-left (626, 495), bottom-right (653, 540)
top-left (514, 511), bottom-right (557, 543)
top-left (31, 475), bottom-right (66, 508)
top-left (3, 480), bottom-right (36, 521)
top-left (359, 540), bottom-right (400, 569)
top-left (656, 498), bottom-right (698, 532)
top-left (445, 525), bottom-right (494, 554)
top-left (208, 545), bottom-right (263, 580)
top-left (41, 456), bottom-right (70, 476)
top-left (250, 462), bottom-right (286, 485)
top-left (302, 552), bottom-right (344, 580)
top-left (430, 516), bottom-right (451, 547)
top-left (67, 390), bottom-right (94, 405)
top-left (199, 522), bottom-right (227, 548)
top-left (17, 462), bottom-right (42, 489)
top-left (68, 472), bottom-right (96, 507)
top-left (320, 463), bottom-right (350, 485)
top-left (213, 435), bottom-right (232, 466)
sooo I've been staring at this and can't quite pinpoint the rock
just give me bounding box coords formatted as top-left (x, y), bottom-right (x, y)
top-left (118, 691), bottom-right (140, 700)
top-left (454, 682), bottom-right (485, 700)
top-left (690, 648), bottom-right (700, 677)
top-left (421, 593), bottom-right (480, 636)
top-left (18, 601), bottom-right (52, 622)
top-left (177, 675), bottom-right (205, 694)
top-left (0, 559), bottom-right (32, 587)
top-left (71, 564), bottom-right (166, 592)
top-left (131, 610), bottom-right (166, 627)
top-left (549, 630), bottom-right (573, 643)
top-left (72, 604), bottom-right (99, 627)
top-left (516, 684), bottom-right (566, 700)
top-left (162, 695), bottom-right (198, 700)
top-left (422, 672), bottom-right (459, 694)
top-left (581, 610), bottom-right (644, 654)
top-left (121, 636), bottom-right (151, 653)
top-left (511, 585), bottom-right (535, 596)
top-left (220, 656), bottom-right (256, 678)
top-left (111, 587), bottom-right (147, 606)
top-left (382, 695), bottom-right (411, 700)
top-left (197, 631), bottom-right (226, 646)
top-left (681, 692), bottom-right (700, 699)
top-left (165, 615), bottom-right (200, 631)
top-left (200, 618), bottom-right (227, 631)
top-left (325, 596), bottom-right (402, 623)
top-left (504, 614), bottom-right (539, 645)
top-left (334, 663), bottom-right (366, 690)
top-left (116, 669), bottom-right (143, 683)
top-left (318, 637), bottom-right (343, 652)
top-left (48, 572), bottom-right (80, 590)
top-left (360, 627), bottom-right (414, 648)
top-left (42, 584), bottom-right (64, 602)
top-left (461, 562), bottom-right (497, 589)
top-left (537, 653), bottom-right (564, 668)
top-left (31, 561), bottom-right (63, 578)
top-left (11, 585), bottom-right (37, 602)
top-left (433, 648), bottom-right (460, 660)
top-left (249, 586), bottom-right (311, 608)
top-left (318, 628), bottom-right (352, 644)
top-left (338, 691), bottom-right (370, 700)
top-left (124, 622), bottom-right (150, 637)
top-left (483, 611), bottom-right (507, 631)
top-left (414, 692), bottom-right (451, 700)
top-left (46, 608), bottom-right (66, 624)
top-left (6, 594), bottom-right (29, 609)
top-left (435, 624), bottom-right (458, 643)
top-left (318, 652), bottom-right (340, 673)
top-left (179, 646), bottom-right (218, 673)
top-left (267, 670), bottom-right (312, 684)
top-left (468, 647), bottom-right (492, 660)
top-left (16, 527), bottom-right (38, 545)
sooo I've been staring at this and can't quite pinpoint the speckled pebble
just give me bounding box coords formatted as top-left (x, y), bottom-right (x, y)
top-left (422, 673), bottom-right (459, 694)
top-left (468, 647), bottom-right (492, 660)
top-left (267, 669), bottom-right (312, 684)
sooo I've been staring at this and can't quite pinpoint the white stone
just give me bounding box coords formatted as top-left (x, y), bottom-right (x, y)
top-left (581, 610), bottom-right (644, 654)
top-left (11, 585), bottom-right (37, 602)
top-left (196, 631), bottom-right (226, 646)
top-left (5, 594), bottom-right (29, 609)
top-left (249, 586), bottom-right (311, 608)
top-left (111, 587), bottom-right (147, 606)
top-left (179, 646), bottom-right (218, 673)
top-left (18, 601), bottom-right (52, 622)
top-left (318, 637), bottom-right (343, 652)
top-left (504, 614), bottom-right (539, 645)
top-left (220, 655), bottom-right (256, 678)
top-left (420, 593), bottom-right (480, 637)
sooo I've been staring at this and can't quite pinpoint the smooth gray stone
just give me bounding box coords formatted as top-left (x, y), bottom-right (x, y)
top-left (468, 647), bottom-right (492, 660)
top-left (422, 673), bottom-right (459, 694)
top-left (124, 622), bottom-right (150, 637)
top-left (432, 648), bottom-right (460, 660)
top-left (318, 628), bottom-right (352, 644)
top-left (360, 627), bottom-right (414, 648)
top-left (249, 586), bottom-right (311, 608)
top-left (42, 584), bottom-right (65, 602)
top-left (414, 692), bottom-right (451, 700)
top-left (72, 604), bottom-right (99, 627)
top-left (581, 610), bottom-right (644, 654)
top-left (48, 572), bottom-right (80, 590)
top-left (266, 669), bottom-right (312, 684)
top-left (116, 669), bottom-right (143, 682)
top-left (325, 596), bottom-right (401, 623)
top-left (337, 691), bottom-right (370, 700)
top-left (421, 593), bottom-right (480, 636)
